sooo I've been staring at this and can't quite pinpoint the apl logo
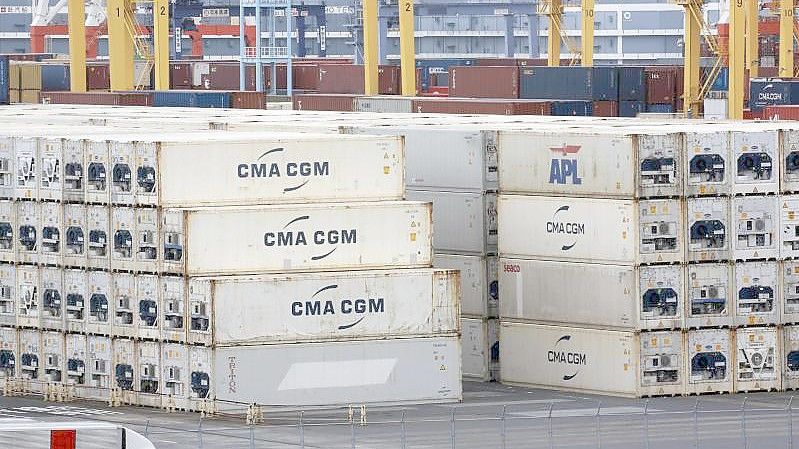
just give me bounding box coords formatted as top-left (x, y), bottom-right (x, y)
top-left (546, 206), bottom-right (585, 251)
top-left (549, 145), bottom-right (583, 185)
top-left (291, 284), bottom-right (385, 330)
top-left (758, 84), bottom-right (784, 102)
top-left (264, 215), bottom-right (357, 260)
top-left (547, 335), bottom-right (588, 381)
top-left (237, 147), bottom-right (330, 193)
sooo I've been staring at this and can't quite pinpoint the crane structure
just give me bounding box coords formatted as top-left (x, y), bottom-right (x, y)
top-left (362, 0), bottom-right (416, 95)
top-left (538, 0), bottom-right (594, 67)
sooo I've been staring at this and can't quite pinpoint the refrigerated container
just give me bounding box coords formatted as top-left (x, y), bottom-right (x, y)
top-left (686, 328), bottom-right (733, 395)
top-left (784, 325), bottom-right (799, 389)
top-left (136, 340), bottom-right (161, 407)
top-left (735, 327), bottom-right (780, 392)
top-left (686, 263), bottom-right (732, 329)
top-left (112, 273), bottom-right (136, 338)
top-left (65, 333), bottom-right (87, 395)
top-left (188, 278), bottom-right (211, 347)
top-left (135, 208), bottom-right (158, 273)
top-left (39, 137), bottom-right (62, 202)
top-left (136, 275), bottom-right (159, 341)
top-left (41, 331), bottom-right (63, 384)
top-left (212, 269), bottom-right (459, 345)
top-left (0, 200), bottom-right (13, 263)
top-left (214, 336), bottom-right (462, 406)
top-left (784, 260), bottom-right (799, 324)
top-left (735, 261), bottom-right (780, 326)
top-left (39, 267), bottom-right (63, 331)
top-left (188, 345), bottom-right (213, 409)
top-left (111, 207), bottom-right (135, 272)
top-left (16, 201), bottom-right (38, 265)
top-left (461, 317), bottom-right (498, 381)
top-left (110, 141), bottom-right (134, 205)
top-left (732, 129), bottom-right (779, 195)
top-left (784, 130), bottom-right (799, 193)
top-left (497, 128), bottom-right (682, 199)
top-left (16, 265), bottom-right (38, 329)
top-left (86, 271), bottom-right (111, 336)
top-left (63, 138), bottom-right (84, 203)
top-left (39, 202), bottom-right (62, 267)
top-left (160, 276), bottom-right (186, 343)
top-left (63, 203), bottom-right (86, 268)
top-left (499, 258), bottom-right (683, 330)
top-left (434, 254), bottom-right (498, 317)
top-left (112, 338), bottom-right (135, 403)
top-left (687, 197), bottom-right (730, 262)
top-left (498, 195), bottom-right (683, 265)
top-left (781, 195), bottom-right (799, 259)
top-left (19, 329), bottom-right (41, 392)
top-left (85, 139), bottom-right (110, 204)
top-left (0, 327), bottom-right (17, 384)
top-left (87, 335), bottom-right (112, 400)
top-left (0, 137), bottom-right (13, 199)
top-left (406, 189), bottom-right (496, 255)
top-left (0, 264), bottom-right (14, 327)
top-left (135, 140), bottom-right (157, 207)
top-left (161, 342), bottom-right (188, 409)
top-left (15, 137), bottom-right (37, 200)
top-left (732, 195), bottom-right (778, 261)
top-left (64, 269), bottom-right (86, 333)
top-left (87, 205), bottom-right (110, 270)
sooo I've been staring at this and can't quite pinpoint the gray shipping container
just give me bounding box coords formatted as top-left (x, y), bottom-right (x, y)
top-left (520, 67), bottom-right (593, 101)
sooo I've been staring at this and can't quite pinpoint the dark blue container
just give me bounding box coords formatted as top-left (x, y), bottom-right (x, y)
top-left (618, 67), bottom-right (646, 101)
top-left (153, 91), bottom-right (230, 108)
top-left (551, 100), bottom-right (593, 116)
top-left (520, 67), bottom-right (593, 100)
top-left (416, 59), bottom-right (474, 90)
top-left (41, 64), bottom-right (70, 91)
top-left (646, 103), bottom-right (675, 113)
top-left (749, 78), bottom-right (799, 112)
top-left (708, 67), bottom-right (729, 91)
top-left (591, 67), bottom-right (618, 101)
top-left (0, 56), bottom-right (8, 105)
top-left (619, 101), bottom-right (646, 117)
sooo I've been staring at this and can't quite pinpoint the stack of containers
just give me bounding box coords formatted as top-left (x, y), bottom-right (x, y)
top-left (0, 127), bottom-right (462, 409)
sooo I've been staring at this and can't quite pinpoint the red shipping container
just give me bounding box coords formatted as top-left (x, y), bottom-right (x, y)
top-left (230, 91), bottom-right (266, 109)
top-left (592, 101), bottom-right (619, 117)
top-left (205, 63), bottom-right (256, 90)
top-left (317, 65), bottom-right (401, 95)
top-left (39, 91), bottom-right (153, 106)
top-left (473, 58), bottom-right (518, 66)
top-left (292, 93), bottom-right (356, 111)
top-left (411, 98), bottom-right (550, 115)
top-left (449, 66), bottom-right (519, 99)
top-left (763, 105), bottom-right (799, 120)
top-left (170, 62), bottom-right (192, 89)
top-left (645, 67), bottom-right (678, 104)
top-left (292, 64), bottom-right (320, 90)
top-left (86, 63), bottom-right (110, 90)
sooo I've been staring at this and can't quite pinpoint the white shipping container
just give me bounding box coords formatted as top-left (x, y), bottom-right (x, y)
top-left (63, 138), bottom-right (85, 203)
top-left (782, 195), bottom-right (799, 259)
top-left (686, 263), bottom-right (732, 329)
top-left (0, 137), bottom-right (14, 199)
top-left (461, 317), bottom-right (499, 381)
top-left (784, 261), bottom-right (799, 324)
top-left (499, 258), bottom-right (683, 330)
top-left (214, 336), bottom-right (461, 406)
top-left (188, 278), bottom-right (211, 346)
top-left (213, 269), bottom-right (459, 345)
top-left (112, 338), bottom-right (135, 398)
top-left (136, 275), bottom-right (159, 340)
top-left (178, 201), bottom-right (432, 276)
top-left (41, 331), bottom-right (64, 384)
top-left (406, 189), bottom-right (497, 255)
top-left (498, 195), bottom-right (683, 266)
top-left (15, 137), bottom-right (37, 200)
top-left (686, 328), bottom-right (733, 394)
top-left (0, 201), bottom-right (14, 263)
top-left (499, 322), bottom-right (684, 397)
top-left (86, 271), bottom-right (111, 336)
top-left (434, 254), bottom-right (498, 317)
top-left (735, 327), bottom-right (780, 392)
top-left (784, 130), bottom-right (799, 193)
top-left (16, 201), bottom-right (38, 265)
top-left (732, 195), bottom-right (778, 261)
top-left (188, 345), bottom-right (213, 407)
top-left (732, 129), bottom-right (779, 195)
top-left (355, 97), bottom-right (413, 113)
top-left (0, 264), bottom-right (14, 327)
top-left (160, 276), bottom-right (186, 343)
top-left (64, 269), bottom-right (86, 333)
top-left (685, 130), bottom-right (731, 197)
top-left (19, 329), bottom-right (41, 392)
top-left (497, 129), bottom-right (682, 199)
top-left (39, 137), bottom-right (63, 202)
top-left (86, 205), bottom-right (110, 270)
top-left (135, 140), bottom-right (157, 207)
top-left (16, 265), bottom-right (38, 329)
top-left (87, 335), bottom-right (112, 399)
top-left (136, 341), bottom-right (161, 407)
top-left (161, 342), bottom-right (189, 410)
top-left (110, 141), bottom-right (134, 205)
top-left (0, 327), bottom-right (17, 384)
top-left (39, 202), bottom-right (62, 267)
top-left (63, 203), bottom-right (86, 268)
top-left (686, 197), bottom-right (730, 262)
top-left (112, 273), bottom-right (136, 338)
top-left (111, 207), bottom-right (135, 272)
top-left (784, 325), bottom-right (799, 390)
top-left (735, 261), bottom-right (780, 326)
top-left (65, 333), bottom-right (87, 392)
top-left (39, 267), bottom-right (63, 331)
top-left (160, 209), bottom-right (183, 275)
top-left (85, 139), bottom-right (110, 204)
top-left (135, 208), bottom-right (158, 273)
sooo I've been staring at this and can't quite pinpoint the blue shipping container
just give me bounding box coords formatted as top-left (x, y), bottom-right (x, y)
top-left (592, 67), bottom-right (619, 101)
top-left (619, 101), bottom-right (646, 117)
top-left (41, 64), bottom-right (70, 91)
top-left (0, 56), bottom-right (8, 105)
top-left (618, 67), bottom-right (646, 101)
top-left (551, 100), bottom-right (593, 116)
top-left (646, 103), bottom-right (675, 113)
top-left (520, 67), bottom-right (593, 100)
top-left (749, 79), bottom-right (799, 112)
top-left (708, 67), bottom-right (728, 91)
top-left (153, 91), bottom-right (230, 108)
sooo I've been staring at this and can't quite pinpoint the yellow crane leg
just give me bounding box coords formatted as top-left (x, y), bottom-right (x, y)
top-left (729, 0), bottom-right (745, 119)
top-left (67, 0), bottom-right (86, 92)
top-left (153, 0), bottom-right (170, 89)
top-left (398, 0), bottom-right (416, 96)
top-left (780, 0), bottom-right (795, 77)
top-left (581, 0), bottom-right (594, 67)
top-left (746, 0), bottom-right (758, 77)
top-left (107, 0), bottom-right (134, 90)
top-left (363, 0), bottom-right (379, 95)
top-left (547, 0), bottom-right (561, 66)
top-left (683, 2), bottom-right (701, 117)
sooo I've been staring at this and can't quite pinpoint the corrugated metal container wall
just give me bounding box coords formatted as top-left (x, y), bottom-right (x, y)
top-left (411, 98), bottom-right (551, 115)
top-left (86, 63), bottom-right (110, 90)
top-left (519, 67), bottom-right (592, 100)
top-left (317, 64), bottom-right (400, 95)
top-left (551, 100), bottom-right (593, 116)
top-left (229, 91), bottom-right (265, 109)
top-left (619, 67), bottom-right (646, 101)
top-left (19, 62), bottom-right (41, 90)
top-left (645, 67), bottom-right (678, 104)
top-left (293, 64), bottom-right (320, 90)
top-left (763, 105), bottom-right (799, 120)
top-left (750, 79), bottom-right (799, 111)
top-left (0, 56), bottom-right (7, 105)
top-left (354, 96), bottom-right (413, 113)
top-left (214, 336), bottom-right (462, 406)
top-left (204, 62), bottom-right (254, 90)
top-left (292, 94), bottom-right (355, 111)
top-left (449, 66), bottom-right (519, 98)
top-left (39, 91), bottom-right (153, 106)
top-left (40, 63), bottom-right (70, 91)
top-left (592, 101), bottom-right (619, 117)
top-left (170, 62), bottom-right (192, 89)
top-left (591, 67), bottom-right (618, 100)
top-left (152, 91), bottom-right (230, 108)
top-left (620, 101), bottom-right (646, 117)
top-left (647, 103), bottom-right (675, 113)
top-left (212, 269), bottom-right (460, 345)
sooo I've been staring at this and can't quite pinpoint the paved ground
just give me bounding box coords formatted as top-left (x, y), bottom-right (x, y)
top-left (0, 382), bottom-right (797, 448)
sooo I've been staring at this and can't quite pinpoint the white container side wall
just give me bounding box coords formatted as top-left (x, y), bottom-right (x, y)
top-left (212, 269), bottom-right (459, 345)
top-left (685, 130), bottom-right (732, 197)
top-left (0, 200), bottom-right (14, 263)
top-left (161, 342), bottom-right (189, 410)
top-left (0, 264), bottom-right (15, 327)
top-left (214, 336), bottom-right (462, 406)
top-left (39, 267), bottom-right (63, 331)
top-left (461, 317), bottom-right (499, 381)
top-left (735, 327), bottom-right (781, 392)
top-left (85, 139), bottom-right (110, 205)
top-left (405, 189), bottom-right (497, 255)
top-left (686, 328), bottom-right (733, 394)
top-left (354, 97), bottom-right (414, 114)
top-left (0, 137), bottom-right (14, 200)
top-left (734, 261), bottom-right (780, 326)
top-left (64, 269), bottom-right (87, 334)
top-left (16, 265), bottom-right (38, 329)
top-left (182, 201), bottom-right (433, 276)
top-left (137, 340), bottom-right (161, 406)
top-left (784, 326), bottom-right (799, 390)
top-left (732, 129), bottom-right (779, 195)
top-left (41, 331), bottom-right (64, 384)
top-left (16, 201), bottom-right (38, 265)
top-left (433, 254), bottom-right (498, 317)
top-left (155, 136), bottom-right (404, 207)
top-left (0, 327), bottom-right (17, 383)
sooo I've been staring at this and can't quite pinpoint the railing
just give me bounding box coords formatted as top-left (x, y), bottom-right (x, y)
top-left (243, 46), bottom-right (290, 58)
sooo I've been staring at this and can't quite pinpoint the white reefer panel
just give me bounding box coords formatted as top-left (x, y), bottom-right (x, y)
top-left (64, 269), bottom-right (86, 333)
top-left (87, 335), bottom-right (112, 399)
top-left (0, 201), bottom-right (14, 263)
top-left (136, 340), bottom-right (161, 407)
top-left (16, 201), bottom-right (38, 265)
top-left (41, 331), bottom-right (64, 384)
top-left (161, 343), bottom-right (189, 410)
top-left (188, 278), bottom-right (211, 346)
top-left (735, 327), bottom-right (780, 392)
top-left (498, 195), bottom-right (683, 266)
top-left (39, 267), bottom-right (63, 331)
top-left (405, 189), bottom-right (497, 255)
top-left (784, 260), bottom-right (799, 324)
top-left (0, 327), bottom-right (17, 383)
top-left (62, 138), bottom-right (84, 203)
top-left (732, 195), bottom-right (778, 261)
top-left (86, 271), bottom-right (111, 336)
top-left (687, 197), bottom-right (730, 262)
top-left (734, 261), bottom-right (780, 326)
top-left (783, 326), bottom-right (799, 390)
top-left (112, 338), bottom-right (136, 399)
top-left (112, 273), bottom-right (135, 338)
top-left (65, 333), bottom-right (87, 391)
top-left (781, 195), bottom-right (799, 259)
top-left (686, 263), bottom-right (732, 329)
top-left (213, 269), bottom-right (459, 345)
top-left (39, 202), bottom-right (62, 267)
top-left (85, 139), bottom-right (110, 204)
top-left (153, 133), bottom-right (403, 206)
top-left (19, 329), bottom-right (41, 391)
top-left (111, 207), bottom-right (135, 272)
top-left (135, 208), bottom-right (158, 273)
top-left (15, 137), bottom-right (38, 200)
top-left (63, 204), bottom-right (86, 268)
top-left (16, 265), bottom-right (38, 329)
top-left (86, 205), bottom-right (110, 270)
top-left (160, 276), bottom-right (186, 343)
top-left (135, 275), bottom-right (159, 341)
top-left (685, 130), bottom-right (731, 197)
top-left (214, 336), bottom-right (462, 406)
top-left (783, 130), bottom-right (799, 193)
top-left (135, 140), bottom-right (157, 207)
top-left (497, 129), bottom-right (681, 199)
top-left (110, 141), bottom-right (135, 205)
top-left (461, 317), bottom-right (499, 381)
top-left (180, 201), bottom-right (432, 276)
top-left (639, 330), bottom-right (685, 397)
top-left (687, 328), bottom-right (733, 395)
top-left (188, 345), bottom-right (213, 408)
top-left (434, 254), bottom-right (498, 317)
top-left (0, 137), bottom-right (14, 199)
top-left (0, 264), bottom-right (14, 327)
top-left (39, 137), bottom-right (63, 202)
top-left (732, 129), bottom-right (779, 195)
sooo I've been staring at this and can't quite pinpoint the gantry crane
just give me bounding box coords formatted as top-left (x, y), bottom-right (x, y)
top-left (538, 0), bottom-right (594, 67)
top-left (362, 0), bottom-right (415, 95)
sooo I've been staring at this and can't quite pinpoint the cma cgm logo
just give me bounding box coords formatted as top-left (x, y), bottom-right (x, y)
top-left (237, 147), bottom-right (330, 193)
top-left (547, 335), bottom-right (588, 381)
top-left (549, 145), bottom-right (583, 185)
top-left (264, 215), bottom-right (357, 260)
top-left (546, 206), bottom-right (585, 251)
top-left (758, 84), bottom-right (784, 102)
top-left (291, 284), bottom-right (385, 330)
